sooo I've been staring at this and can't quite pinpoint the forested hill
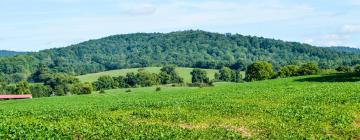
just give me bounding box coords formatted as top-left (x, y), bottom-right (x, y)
top-left (324, 46), bottom-right (360, 54)
top-left (1, 30), bottom-right (360, 82)
top-left (0, 50), bottom-right (27, 57)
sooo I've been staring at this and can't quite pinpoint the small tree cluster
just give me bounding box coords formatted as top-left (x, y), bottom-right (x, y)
top-left (92, 66), bottom-right (183, 91)
top-left (215, 67), bottom-right (243, 83)
top-left (245, 61), bottom-right (274, 81)
top-left (159, 65), bottom-right (184, 84)
top-left (277, 62), bottom-right (321, 78)
top-left (336, 66), bottom-right (352, 72)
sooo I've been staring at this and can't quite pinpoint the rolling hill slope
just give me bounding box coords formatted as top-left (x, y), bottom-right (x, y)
top-left (1, 30), bottom-right (360, 82)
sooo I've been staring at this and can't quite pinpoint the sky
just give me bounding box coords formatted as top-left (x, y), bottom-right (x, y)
top-left (0, 0), bottom-right (360, 51)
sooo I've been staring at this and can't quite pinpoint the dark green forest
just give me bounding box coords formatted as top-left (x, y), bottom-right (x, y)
top-left (1, 30), bottom-right (360, 83)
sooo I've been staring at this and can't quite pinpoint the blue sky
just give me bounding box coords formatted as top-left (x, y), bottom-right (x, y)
top-left (0, 0), bottom-right (360, 51)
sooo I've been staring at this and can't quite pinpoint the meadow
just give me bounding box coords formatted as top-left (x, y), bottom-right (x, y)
top-left (77, 67), bottom-right (219, 83)
top-left (1, 73), bottom-right (360, 139)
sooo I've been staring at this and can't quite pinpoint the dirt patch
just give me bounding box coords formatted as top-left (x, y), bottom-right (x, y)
top-left (354, 113), bottom-right (360, 128)
top-left (222, 125), bottom-right (252, 138)
top-left (179, 124), bottom-right (207, 129)
top-left (179, 123), bottom-right (252, 138)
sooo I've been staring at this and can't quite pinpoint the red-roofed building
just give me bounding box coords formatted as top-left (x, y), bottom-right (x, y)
top-left (0, 94), bottom-right (32, 100)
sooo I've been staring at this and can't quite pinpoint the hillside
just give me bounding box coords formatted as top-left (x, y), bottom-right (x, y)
top-left (1, 74), bottom-right (359, 139)
top-left (325, 46), bottom-right (360, 54)
top-left (0, 50), bottom-right (27, 57)
top-left (77, 67), bottom-right (219, 83)
top-left (1, 30), bottom-right (360, 82)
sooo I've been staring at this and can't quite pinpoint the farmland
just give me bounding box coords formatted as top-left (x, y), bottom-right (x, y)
top-left (1, 73), bottom-right (360, 139)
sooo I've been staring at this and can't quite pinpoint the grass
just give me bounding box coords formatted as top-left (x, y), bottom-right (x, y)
top-left (1, 74), bottom-right (360, 139)
top-left (77, 67), bottom-right (219, 83)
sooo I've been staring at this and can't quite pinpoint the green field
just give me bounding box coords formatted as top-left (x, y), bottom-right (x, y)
top-left (77, 67), bottom-right (219, 83)
top-left (1, 73), bottom-right (360, 139)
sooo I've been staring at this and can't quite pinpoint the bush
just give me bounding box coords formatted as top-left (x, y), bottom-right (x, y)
top-left (71, 83), bottom-right (93, 95)
top-left (191, 69), bottom-right (209, 84)
top-left (218, 67), bottom-right (233, 82)
top-left (245, 61), bottom-right (274, 81)
top-left (159, 65), bottom-right (184, 84)
top-left (355, 65), bottom-right (360, 73)
top-left (156, 87), bottom-right (161, 91)
top-left (92, 75), bottom-right (116, 91)
top-left (336, 66), bottom-right (352, 72)
top-left (30, 84), bottom-right (52, 98)
top-left (136, 70), bottom-right (159, 87)
top-left (278, 65), bottom-right (300, 77)
top-left (298, 62), bottom-right (320, 75)
top-left (125, 89), bottom-right (132, 93)
top-left (99, 89), bottom-right (106, 94)
top-left (15, 80), bottom-right (31, 94)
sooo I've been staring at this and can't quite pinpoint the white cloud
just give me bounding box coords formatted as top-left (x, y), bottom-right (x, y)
top-left (122, 4), bottom-right (157, 16)
top-left (341, 24), bottom-right (360, 33)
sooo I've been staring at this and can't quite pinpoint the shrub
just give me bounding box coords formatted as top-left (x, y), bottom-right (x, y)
top-left (99, 89), bottom-right (106, 94)
top-left (125, 89), bottom-right (132, 93)
top-left (92, 75), bottom-right (116, 91)
top-left (156, 87), bottom-right (161, 91)
top-left (298, 62), bottom-right (320, 75)
top-left (336, 66), bottom-right (352, 72)
top-left (245, 61), bottom-right (274, 81)
top-left (136, 70), bottom-right (159, 87)
top-left (191, 69), bottom-right (209, 84)
top-left (30, 84), bottom-right (52, 98)
top-left (278, 65), bottom-right (300, 77)
top-left (159, 65), bottom-right (184, 84)
top-left (71, 83), bottom-right (93, 95)
top-left (15, 80), bottom-right (31, 94)
top-left (218, 67), bottom-right (233, 82)
top-left (355, 65), bottom-right (360, 73)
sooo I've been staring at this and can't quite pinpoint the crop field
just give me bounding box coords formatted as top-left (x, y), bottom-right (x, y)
top-left (77, 67), bottom-right (219, 83)
top-left (1, 73), bottom-right (360, 139)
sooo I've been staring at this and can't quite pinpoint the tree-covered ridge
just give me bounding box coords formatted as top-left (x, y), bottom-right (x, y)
top-left (324, 46), bottom-right (360, 54)
top-left (1, 30), bottom-right (360, 82)
top-left (0, 50), bottom-right (27, 57)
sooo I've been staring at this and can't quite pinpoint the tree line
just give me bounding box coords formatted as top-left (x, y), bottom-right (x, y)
top-left (2, 61), bottom-right (360, 98)
top-left (1, 30), bottom-right (360, 83)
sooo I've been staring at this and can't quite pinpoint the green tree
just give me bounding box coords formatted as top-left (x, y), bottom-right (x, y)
top-left (298, 62), bottom-right (320, 75)
top-left (218, 67), bottom-right (233, 82)
top-left (92, 75), bottom-right (116, 91)
top-left (136, 69), bottom-right (159, 87)
top-left (44, 73), bottom-right (80, 96)
top-left (71, 82), bottom-right (93, 95)
top-left (354, 65), bottom-right (360, 74)
top-left (245, 61), bottom-right (274, 81)
top-left (125, 72), bottom-right (138, 87)
top-left (191, 69), bottom-right (209, 83)
top-left (336, 66), bottom-right (352, 72)
top-left (113, 76), bottom-right (127, 88)
top-left (15, 80), bottom-right (31, 94)
top-left (278, 65), bottom-right (300, 77)
top-left (159, 65), bottom-right (183, 84)
top-left (232, 71), bottom-right (243, 83)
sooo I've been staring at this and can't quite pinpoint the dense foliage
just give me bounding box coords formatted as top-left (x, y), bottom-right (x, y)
top-left (215, 67), bottom-right (243, 82)
top-left (92, 66), bottom-right (184, 91)
top-left (1, 30), bottom-right (360, 83)
top-left (245, 61), bottom-right (274, 81)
